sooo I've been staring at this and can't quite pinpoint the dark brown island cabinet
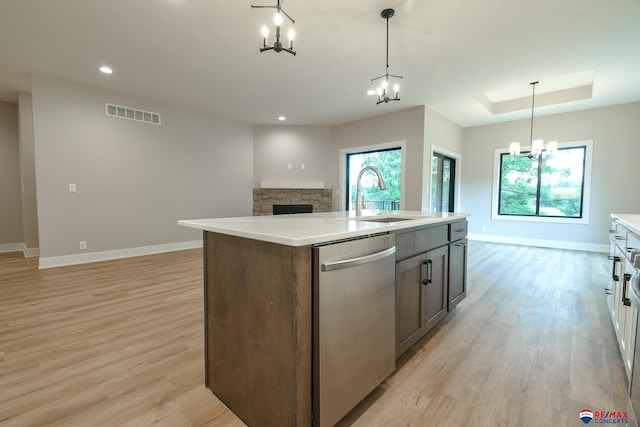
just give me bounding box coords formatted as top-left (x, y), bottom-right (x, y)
top-left (200, 218), bottom-right (468, 427)
top-left (395, 220), bottom-right (467, 357)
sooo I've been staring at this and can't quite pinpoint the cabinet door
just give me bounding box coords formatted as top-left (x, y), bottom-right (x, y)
top-left (396, 254), bottom-right (427, 358)
top-left (612, 244), bottom-right (625, 341)
top-left (620, 260), bottom-right (637, 380)
top-left (448, 239), bottom-right (467, 311)
top-left (424, 246), bottom-right (448, 332)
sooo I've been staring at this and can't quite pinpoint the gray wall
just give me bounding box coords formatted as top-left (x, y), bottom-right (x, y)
top-left (461, 101), bottom-right (640, 248)
top-left (0, 101), bottom-right (23, 246)
top-left (253, 125), bottom-right (332, 188)
top-left (252, 107), bottom-right (465, 212)
top-left (424, 108), bottom-right (465, 211)
top-left (18, 92), bottom-right (39, 254)
top-left (31, 76), bottom-right (253, 259)
top-left (332, 106), bottom-right (427, 211)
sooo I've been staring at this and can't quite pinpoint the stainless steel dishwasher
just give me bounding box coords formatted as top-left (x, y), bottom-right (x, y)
top-left (313, 233), bottom-right (396, 427)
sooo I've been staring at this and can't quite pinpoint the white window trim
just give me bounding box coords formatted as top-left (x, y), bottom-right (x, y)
top-left (491, 139), bottom-right (593, 224)
top-left (339, 140), bottom-right (407, 212)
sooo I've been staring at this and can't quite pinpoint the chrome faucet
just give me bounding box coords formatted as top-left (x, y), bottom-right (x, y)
top-left (356, 165), bottom-right (386, 217)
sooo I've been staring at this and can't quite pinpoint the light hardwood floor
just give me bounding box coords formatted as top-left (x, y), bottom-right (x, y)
top-left (0, 242), bottom-right (632, 426)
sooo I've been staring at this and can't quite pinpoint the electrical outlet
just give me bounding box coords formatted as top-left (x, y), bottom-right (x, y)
top-left (300, 163), bottom-right (305, 170)
top-left (79, 241), bottom-right (87, 250)
top-left (287, 164), bottom-right (293, 170)
top-left (481, 226), bottom-right (487, 233)
top-left (69, 183), bottom-right (77, 193)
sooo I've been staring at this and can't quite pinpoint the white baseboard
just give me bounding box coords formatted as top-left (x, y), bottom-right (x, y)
top-left (0, 243), bottom-right (39, 257)
top-left (38, 240), bottom-right (203, 269)
top-left (0, 243), bottom-right (24, 253)
top-left (22, 244), bottom-right (40, 258)
top-left (467, 233), bottom-right (609, 253)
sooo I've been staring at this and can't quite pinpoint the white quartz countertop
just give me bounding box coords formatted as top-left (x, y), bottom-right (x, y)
top-left (179, 211), bottom-right (470, 247)
top-left (612, 214), bottom-right (640, 236)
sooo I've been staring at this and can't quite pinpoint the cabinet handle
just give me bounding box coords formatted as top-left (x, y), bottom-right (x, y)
top-left (454, 228), bottom-right (466, 232)
top-left (608, 255), bottom-right (620, 280)
top-left (622, 273), bottom-right (632, 307)
top-left (616, 235), bottom-right (626, 240)
top-left (604, 288), bottom-right (613, 295)
top-left (421, 260), bottom-right (432, 285)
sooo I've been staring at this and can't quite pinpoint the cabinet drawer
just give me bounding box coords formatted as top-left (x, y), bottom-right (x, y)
top-left (395, 224), bottom-right (448, 261)
top-left (449, 220), bottom-right (468, 242)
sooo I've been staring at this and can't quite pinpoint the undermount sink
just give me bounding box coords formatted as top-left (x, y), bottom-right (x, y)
top-left (356, 216), bottom-right (417, 223)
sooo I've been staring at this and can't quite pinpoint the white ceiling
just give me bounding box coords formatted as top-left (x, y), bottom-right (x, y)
top-left (1, 0), bottom-right (639, 128)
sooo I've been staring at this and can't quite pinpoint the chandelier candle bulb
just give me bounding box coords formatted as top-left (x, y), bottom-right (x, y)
top-left (531, 139), bottom-right (544, 156)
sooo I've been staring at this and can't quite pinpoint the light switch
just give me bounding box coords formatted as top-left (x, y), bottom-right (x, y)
top-left (300, 164), bottom-right (305, 170)
top-left (69, 184), bottom-right (77, 193)
top-left (287, 164), bottom-right (293, 170)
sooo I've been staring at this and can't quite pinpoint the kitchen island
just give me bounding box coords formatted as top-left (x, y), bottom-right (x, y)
top-left (178, 210), bottom-right (469, 427)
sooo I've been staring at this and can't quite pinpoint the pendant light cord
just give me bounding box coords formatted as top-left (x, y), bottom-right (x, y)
top-left (530, 81), bottom-right (538, 146)
top-left (385, 15), bottom-right (390, 74)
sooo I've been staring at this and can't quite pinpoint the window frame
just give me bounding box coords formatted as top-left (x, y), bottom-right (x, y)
top-left (491, 140), bottom-right (593, 224)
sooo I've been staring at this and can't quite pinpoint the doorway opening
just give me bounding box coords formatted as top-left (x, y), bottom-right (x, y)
top-left (431, 153), bottom-right (456, 212)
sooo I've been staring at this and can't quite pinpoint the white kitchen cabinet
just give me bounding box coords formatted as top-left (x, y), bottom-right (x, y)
top-left (608, 217), bottom-right (639, 381)
top-left (621, 259), bottom-right (638, 377)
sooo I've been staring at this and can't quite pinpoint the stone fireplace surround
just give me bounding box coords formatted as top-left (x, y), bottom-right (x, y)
top-left (253, 188), bottom-right (333, 216)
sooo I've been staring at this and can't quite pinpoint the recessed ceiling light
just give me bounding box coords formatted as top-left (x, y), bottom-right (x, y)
top-left (278, 116), bottom-right (286, 121)
top-left (99, 66), bottom-right (113, 74)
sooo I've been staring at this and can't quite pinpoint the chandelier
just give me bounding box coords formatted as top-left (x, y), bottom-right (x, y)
top-left (369, 8), bottom-right (403, 104)
top-left (251, 0), bottom-right (296, 56)
top-left (509, 81), bottom-right (558, 157)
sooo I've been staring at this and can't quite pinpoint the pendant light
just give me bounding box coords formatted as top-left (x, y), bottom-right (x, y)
top-left (251, 0), bottom-right (296, 56)
top-left (369, 8), bottom-right (403, 104)
top-left (509, 81), bottom-right (558, 157)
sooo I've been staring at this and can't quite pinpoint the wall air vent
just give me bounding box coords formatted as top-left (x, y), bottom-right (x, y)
top-left (105, 103), bottom-right (161, 125)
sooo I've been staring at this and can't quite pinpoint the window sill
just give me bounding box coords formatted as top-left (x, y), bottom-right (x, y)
top-left (490, 213), bottom-right (589, 225)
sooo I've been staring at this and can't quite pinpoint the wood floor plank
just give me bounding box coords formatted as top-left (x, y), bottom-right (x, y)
top-left (0, 242), bottom-right (633, 426)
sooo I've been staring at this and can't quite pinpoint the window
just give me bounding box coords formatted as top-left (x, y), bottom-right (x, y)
top-left (492, 140), bottom-right (592, 223)
top-left (346, 147), bottom-right (402, 212)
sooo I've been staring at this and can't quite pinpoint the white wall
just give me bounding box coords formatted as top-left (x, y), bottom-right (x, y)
top-left (461, 102), bottom-right (640, 250)
top-left (253, 125), bottom-right (333, 188)
top-left (31, 76), bottom-right (253, 263)
top-left (0, 101), bottom-right (23, 248)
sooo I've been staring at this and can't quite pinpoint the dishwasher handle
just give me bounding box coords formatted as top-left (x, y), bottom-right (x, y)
top-left (321, 246), bottom-right (396, 272)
